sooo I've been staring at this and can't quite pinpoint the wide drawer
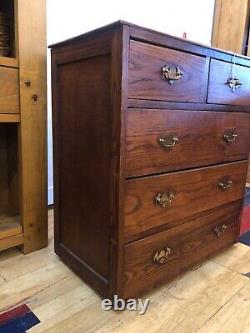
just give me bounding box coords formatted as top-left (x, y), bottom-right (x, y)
top-left (123, 202), bottom-right (241, 298)
top-left (124, 161), bottom-right (247, 241)
top-left (128, 40), bottom-right (208, 103)
top-left (0, 66), bottom-right (19, 113)
top-left (208, 59), bottom-right (250, 106)
top-left (126, 109), bottom-right (250, 177)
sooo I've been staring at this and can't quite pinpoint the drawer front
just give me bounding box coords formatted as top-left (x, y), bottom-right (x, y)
top-left (208, 59), bottom-right (250, 106)
top-left (129, 40), bottom-right (208, 103)
top-left (124, 161), bottom-right (247, 241)
top-left (126, 109), bottom-right (250, 177)
top-left (123, 202), bottom-right (240, 298)
top-left (0, 66), bottom-right (19, 113)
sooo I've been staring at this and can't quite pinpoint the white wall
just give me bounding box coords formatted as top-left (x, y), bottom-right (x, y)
top-left (47, 0), bottom-right (215, 204)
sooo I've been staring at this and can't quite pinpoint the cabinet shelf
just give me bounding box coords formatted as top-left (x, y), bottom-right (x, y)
top-left (0, 114), bottom-right (20, 123)
top-left (0, 0), bottom-right (16, 60)
top-left (0, 123), bottom-right (20, 249)
top-left (0, 57), bottom-right (18, 68)
top-left (0, 212), bottom-right (21, 240)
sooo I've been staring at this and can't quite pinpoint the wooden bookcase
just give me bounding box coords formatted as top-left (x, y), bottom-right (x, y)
top-left (0, 0), bottom-right (47, 253)
top-left (212, 0), bottom-right (250, 55)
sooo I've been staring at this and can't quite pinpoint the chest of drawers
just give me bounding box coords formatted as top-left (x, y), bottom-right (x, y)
top-left (50, 21), bottom-right (250, 299)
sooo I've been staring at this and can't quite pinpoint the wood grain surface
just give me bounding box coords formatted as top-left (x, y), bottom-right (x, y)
top-left (129, 40), bottom-right (209, 103)
top-left (212, 0), bottom-right (250, 54)
top-left (126, 109), bottom-right (250, 177)
top-left (124, 161), bottom-right (247, 241)
top-left (18, 0), bottom-right (48, 253)
top-left (0, 66), bottom-right (19, 113)
top-left (123, 202), bottom-right (241, 298)
top-left (52, 48), bottom-right (113, 296)
top-left (208, 59), bottom-right (250, 105)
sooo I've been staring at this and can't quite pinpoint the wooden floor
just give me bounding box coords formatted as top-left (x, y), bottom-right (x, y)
top-left (0, 210), bottom-right (250, 333)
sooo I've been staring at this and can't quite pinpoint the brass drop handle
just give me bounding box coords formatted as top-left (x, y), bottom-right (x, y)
top-left (155, 192), bottom-right (175, 208)
top-left (214, 224), bottom-right (227, 237)
top-left (158, 134), bottom-right (179, 150)
top-left (161, 66), bottom-right (183, 85)
top-left (153, 247), bottom-right (171, 264)
top-left (218, 179), bottom-right (233, 191)
top-left (224, 130), bottom-right (238, 144)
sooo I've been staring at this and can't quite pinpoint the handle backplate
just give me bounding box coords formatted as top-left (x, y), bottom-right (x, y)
top-left (155, 192), bottom-right (175, 208)
top-left (158, 134), bottom-right (179, 150)
top-left (214, 224), bottom-right (227, 237)
top-left (153, 248), bottom-right (171, 264)
top-left (227, 77), bottom-right (242, 92)
top-left (224, 130), bottom-right (238, 144)
top-left (218, 178), bottom-right (233, 191)
top-left (161, 66), bottom-right (183, 85)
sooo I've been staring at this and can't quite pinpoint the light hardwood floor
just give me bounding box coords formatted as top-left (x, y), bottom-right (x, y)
top-left (0, 210), bottom-right (249, 333)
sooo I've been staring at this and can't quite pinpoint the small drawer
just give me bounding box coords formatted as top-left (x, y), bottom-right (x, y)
top-left (128, 40), bottom-right (209, 103)
top-left (124, 161), bottom-right (247, 242)
top-left (208, 59), bottom-right (250, 106)
top-left (126, 109), bottom-right (250, 177)
top-left (0, 66), bottom-right (19, 113)
top-left (123, 202), bottom-right (240, 298)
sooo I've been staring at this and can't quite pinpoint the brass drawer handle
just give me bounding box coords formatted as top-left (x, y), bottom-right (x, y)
top-left (158, 134), bottom-right (179, 150)
top-left (153, 247), bottom-right (171, 264)
top-left (224, 130), bottom-right (238, 144)
top-left (155, 192), bottom-right (175, 208)
top-left (218, 178), bottom-right (233, 191)
top-left (214, 224), bottom-right (227, 237)
top-left (161, 66), bottom-right (183, 85)
top-left (227, 78), bottom-right (242, 92)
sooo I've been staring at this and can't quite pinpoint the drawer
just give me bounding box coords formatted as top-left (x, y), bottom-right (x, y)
top-left (0, 66), bottom-right (19, 113)
top-left (126, 109), bottom-right (250, 177)
top-left (123, 202), bottom-right (240, 298)
top-left (124, 161), bottom-right (247, 242)
top-left (128, 40), bottom-right (208, 103)
top-left (208, 59), bottom-right (250, 106)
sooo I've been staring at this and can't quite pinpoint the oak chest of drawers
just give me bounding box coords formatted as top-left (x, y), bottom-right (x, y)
top-left (50, 21), bottom-right (250, 299)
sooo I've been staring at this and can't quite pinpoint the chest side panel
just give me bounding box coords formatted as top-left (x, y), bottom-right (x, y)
top-left (52, 38), bottom-right (115, 296)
